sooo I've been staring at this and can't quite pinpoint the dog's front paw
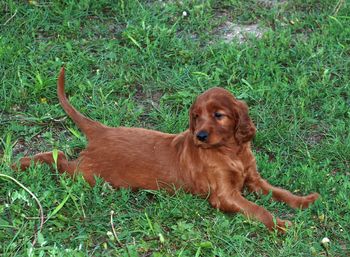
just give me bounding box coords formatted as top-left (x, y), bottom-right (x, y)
top-left (275, 218), bottom-right (292, 234)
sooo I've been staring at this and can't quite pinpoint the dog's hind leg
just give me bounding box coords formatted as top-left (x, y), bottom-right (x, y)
top-left (246, 172), bottom-right (319, 209)
top-left (12, 151), bottom-right (77, 175)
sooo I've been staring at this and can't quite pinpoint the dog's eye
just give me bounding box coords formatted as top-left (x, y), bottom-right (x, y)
top-left (193, 114), bottom-right (199, 119)
top-left (214, 112), bottom-right (224, 120)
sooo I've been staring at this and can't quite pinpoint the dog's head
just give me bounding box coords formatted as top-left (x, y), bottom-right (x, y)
top-left (189, 87), bottom-right (256, 148)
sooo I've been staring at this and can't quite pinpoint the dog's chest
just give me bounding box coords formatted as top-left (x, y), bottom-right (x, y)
top-left (189, 153), bottom-right (246, 195)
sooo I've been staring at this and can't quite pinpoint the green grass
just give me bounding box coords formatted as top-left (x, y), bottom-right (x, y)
top-left (1, 0), bottom-right (349, 256)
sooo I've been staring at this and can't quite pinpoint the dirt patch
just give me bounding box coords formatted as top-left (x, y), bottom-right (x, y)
top-left (134, 84), bottom-right (163, 108)
top-left (215, 22), bottom-right (267, 43)
top-left (133, 84), bottom-right (164, 128)
top-left (306, 133), bottom-right (324, 146)
top-left (12, 134), bottom-right (52, 157)
top-left (257, 0), bottom-right (287, 8)
top-left (255, 146), bottom-right (276, 162)
top-left (305, 124), bottom-right (327, 146)
top-left (7, 115), bottom-right (77, 158)
top-left (212, 0), bottom-right (289, 43)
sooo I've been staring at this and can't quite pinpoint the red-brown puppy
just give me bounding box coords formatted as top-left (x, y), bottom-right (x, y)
top-left (14, 67), bottom-right (319, 232)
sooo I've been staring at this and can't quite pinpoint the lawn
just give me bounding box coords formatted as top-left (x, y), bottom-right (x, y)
top-left (0, 0), bottom-right (349, 256)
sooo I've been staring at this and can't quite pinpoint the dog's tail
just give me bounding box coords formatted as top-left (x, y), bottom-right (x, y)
top-left (57, 67), bottom-right (103, 139)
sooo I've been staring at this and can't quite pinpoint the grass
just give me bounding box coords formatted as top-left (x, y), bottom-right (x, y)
top-left (0, 0), bottom-right (349, 256)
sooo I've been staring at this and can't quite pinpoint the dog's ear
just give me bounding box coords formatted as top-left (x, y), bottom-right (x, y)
top-left (189, 103), bottom-right (196, 134)
top-left (234, 100), bottom-right (256, 144)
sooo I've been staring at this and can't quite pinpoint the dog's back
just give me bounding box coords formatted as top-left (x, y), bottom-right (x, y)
top-left (76, 126), bottom-right (182, 190)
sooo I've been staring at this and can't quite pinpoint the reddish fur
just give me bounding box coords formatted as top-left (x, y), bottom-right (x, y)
top-left (13, 67), bottom-right (319, 232)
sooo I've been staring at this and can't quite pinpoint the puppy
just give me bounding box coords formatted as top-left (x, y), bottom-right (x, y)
top-left (14, 67), bottom-right (319, 232)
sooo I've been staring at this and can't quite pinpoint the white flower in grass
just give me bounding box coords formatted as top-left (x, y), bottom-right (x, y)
top-left (321, 237), bottom-right (330, 244)
top-left (107, 231), bottom-right (114, 241)
top-left (182, 11), bottom-right (188, 17)
top-left (321, 237), bottom-right (330, 251)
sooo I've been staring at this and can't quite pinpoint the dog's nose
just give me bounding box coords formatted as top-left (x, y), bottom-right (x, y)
top-left (196, 131), bottom-right (209, 142)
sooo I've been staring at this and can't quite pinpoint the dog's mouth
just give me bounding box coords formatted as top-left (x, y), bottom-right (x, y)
top-left (193, 138), bottom-right (222, 149)
top-left (195, 143), bottom-right (211, 149)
